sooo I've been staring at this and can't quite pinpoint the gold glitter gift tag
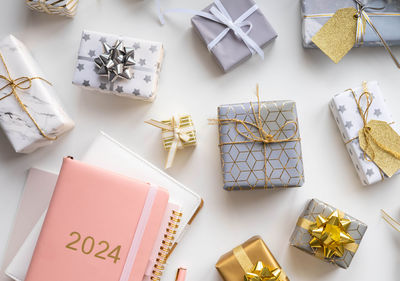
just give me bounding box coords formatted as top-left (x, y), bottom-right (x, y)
top-left (312, 7), bottom-right (362, 63)
top-left (359, 120), bottom-right (400, 177)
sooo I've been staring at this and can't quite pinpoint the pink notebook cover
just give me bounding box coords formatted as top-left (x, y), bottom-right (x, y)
top-left (24, 157), bottom-right (169, 281)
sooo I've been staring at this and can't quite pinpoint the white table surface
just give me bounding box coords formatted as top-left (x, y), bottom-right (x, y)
top-left (1, 0), bottom-right (400, 280)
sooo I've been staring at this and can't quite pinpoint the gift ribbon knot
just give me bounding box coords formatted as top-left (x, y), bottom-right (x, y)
top-left (145, 115), bottom-right (192, 169)
top-left (216, 85), bottom-right (300, 188)
top-left (157, 0), bottom-right (264, 59)
top-left (0, 52), bottom-right (56, 141)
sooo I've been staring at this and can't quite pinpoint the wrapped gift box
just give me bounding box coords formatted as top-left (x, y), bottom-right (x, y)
top-left (217, 100), bottom-right (304, 190)
top-left (26, 0), bottom-right (78, 17)
top-left (330, 81), bottom-right (400, 185)
top-left (290, 199), bottom-right (367, 269)
top-left (191, 0), bottom-right (277, 72)
top-left (0, 35), bottom-right (74, 153)
top-left (160, 115), bottom-right (197, 151)
top-left (216, 236), bottom-right (289, 281)
top-left (301, 0), bottom-right (400, 48)
top-left (72, 30), bottom-right (164, 101)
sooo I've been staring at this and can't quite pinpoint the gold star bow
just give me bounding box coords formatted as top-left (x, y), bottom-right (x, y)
top-left (245, 261), bottom-right (282, 281)
top-left (308, 210), bottom-right (355, 259)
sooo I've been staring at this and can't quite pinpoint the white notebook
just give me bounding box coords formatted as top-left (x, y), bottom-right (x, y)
top-left (4, 132), bottom-right (203, 281)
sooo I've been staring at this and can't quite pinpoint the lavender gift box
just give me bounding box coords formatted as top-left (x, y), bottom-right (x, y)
top-left (301, 0), bottom-right (400, 48)
top-left (191, 0), bottom-right (277, 72)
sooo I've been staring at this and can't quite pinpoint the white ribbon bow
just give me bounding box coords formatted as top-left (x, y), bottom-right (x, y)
top-left (146, 115), bottom-right (192, 169)
top-left (156, 0), bottom-right (264, 59)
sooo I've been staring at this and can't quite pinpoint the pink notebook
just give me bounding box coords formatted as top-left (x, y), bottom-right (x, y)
top-left (24, 157), bottom-right (169, 281)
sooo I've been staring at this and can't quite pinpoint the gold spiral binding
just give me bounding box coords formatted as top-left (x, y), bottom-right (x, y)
top-left (150, 209), bottom-right (183, 281)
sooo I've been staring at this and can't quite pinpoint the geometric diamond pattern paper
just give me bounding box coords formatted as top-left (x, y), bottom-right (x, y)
top-left (218, 100), bottom-right (305, 190)
top-left (289, 199), bottom-right (368, 269)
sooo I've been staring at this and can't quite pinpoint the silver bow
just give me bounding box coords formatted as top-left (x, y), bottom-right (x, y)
top-left (94, 40), bottom-right (136, 82)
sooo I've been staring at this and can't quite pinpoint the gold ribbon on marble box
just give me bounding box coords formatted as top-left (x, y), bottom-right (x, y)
top-left (216, 236), bottom-right (289, 281)
top-left (146, 115), bottom-right (196, 169)
top-left (26, 0), bottom-right (79, 17)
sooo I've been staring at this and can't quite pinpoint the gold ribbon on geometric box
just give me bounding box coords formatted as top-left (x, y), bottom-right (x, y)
top-left (344, 82), bottom-right (400, 179)
top-left (0, 52), bottom-right (57, 141)
top-left (297, 209), bottom-right (359, 261)
top-left (216, 85), bottom-right (301, 189)
top-left (145, 115), bottom-right (196, 169)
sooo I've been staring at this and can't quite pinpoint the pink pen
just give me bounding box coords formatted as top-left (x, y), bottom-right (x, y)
top-left (175, 268), bottom-right (187, 281)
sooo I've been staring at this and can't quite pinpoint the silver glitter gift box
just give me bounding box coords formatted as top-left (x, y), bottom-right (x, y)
top-left (217, 100), bottom-right (304, 191)
top-left (0, 35), bottom-right (74, 153)
top-left (290, 199), bottom-right (367, 269)
top-left (72, 30), bottom-right (164, 101)
top-left (191, 0), bottom-right (277, 72)
top-left (330, 81), bottom-right (400, 185)
top-left (301, 0), bottom-right (400, 48)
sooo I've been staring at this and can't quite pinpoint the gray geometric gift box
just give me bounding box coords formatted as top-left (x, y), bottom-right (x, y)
top-left (191, 0), bottom-right (277, 72)
top-left (330, 81), bottom-right (400, 186)
top-left (290, 199), bottom-right (367, 269)
top-left (72, 30), bottom-right (164, 101)
top-left (217, 98), bottom-right (304, 191)
top-left (301, 0), bottom-right (400, 48)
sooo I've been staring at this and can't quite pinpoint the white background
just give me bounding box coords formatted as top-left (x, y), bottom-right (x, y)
top-left (1, 0), bottom-right (400, 280)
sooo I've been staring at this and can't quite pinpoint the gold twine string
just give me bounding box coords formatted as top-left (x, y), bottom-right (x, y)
top-left (37, 0), bottom-right (52, 15)
top-left (215, 85), bottom-right (301, 189)
top-left (0, 52), bottom-right (56, 141)
top-left (381, 209), bottom-right (400, 233)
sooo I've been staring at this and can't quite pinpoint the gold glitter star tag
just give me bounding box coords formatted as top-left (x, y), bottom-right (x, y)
top-left (312, 7), bottom-right (363, 64)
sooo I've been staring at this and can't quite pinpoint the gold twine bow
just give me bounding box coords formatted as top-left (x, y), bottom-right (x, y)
top-left (346, 82), bottom-right (400, 178)
top-left (217, 85), bottom-right (300, 188)
top-left (0, 52), bottom-right (56, 141)
top-left (37, 0), bottom-right (52, 14)
top-left (297, 210), bottom-right (358, 260)
top-left (244, 261), bottom-right (282, 281)
top-left (145, 115), bottom-right (192, 169)
top-left (232, 246), bottom-right (285, 281)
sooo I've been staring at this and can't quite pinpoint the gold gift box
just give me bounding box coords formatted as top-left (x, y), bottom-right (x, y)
top-left (26, 0), bottom-right (78, 17)
top-left (161, 115), bottom-right (197, 151)
top-left (216, 236), bottom-right (289, 281)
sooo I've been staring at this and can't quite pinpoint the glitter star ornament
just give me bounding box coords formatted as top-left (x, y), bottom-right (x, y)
top-left (94, 40), bottom-right (135, 82)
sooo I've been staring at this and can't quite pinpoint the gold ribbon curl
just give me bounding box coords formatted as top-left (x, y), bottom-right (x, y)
top-left (297, 209), bottom-right (358, 260)
top-left (217, 85), bottom-right (300, 188)
top-left (0, 52), bottom-right (56, 141)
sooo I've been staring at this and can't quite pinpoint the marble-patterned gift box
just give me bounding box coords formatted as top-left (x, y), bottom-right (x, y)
top-left (191, 0), bottom-right (277, 72)
top-left (0, 35), bottom-right (74, 154)
top-left (72, 30), bottom-right (164, 101)
top-left (290, 199), bottom-right (367, 269)
top-left (217, 100), bottom-right (304, 191)
top-left (301, 0), bottom-right (400, 48)
top-left (26, 0), bottom-right (79, 17)
top-left (329, 81), bottom-right (399, 185)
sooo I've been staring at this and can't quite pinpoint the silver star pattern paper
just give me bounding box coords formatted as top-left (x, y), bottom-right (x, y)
top-left (0, 35), bottom-right (74, 153)
top-left (73, 30), bottom-right (164, 101)
top-left (329, 81), bottom-right (400, 185)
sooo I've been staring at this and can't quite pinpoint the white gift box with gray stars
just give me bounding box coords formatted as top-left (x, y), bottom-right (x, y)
top-left (72, 30), bottom-right (164, 101)
top-left (330, 81), bottom-right (400, 185)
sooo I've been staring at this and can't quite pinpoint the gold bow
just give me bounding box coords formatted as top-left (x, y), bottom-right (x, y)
top-left (0, 52), bottom-right (56, 141)
top-left (307, 210), bottom-right (355, 259)
top-left (245, 261), bottom-right (282, 281)
top-left (346, 82), bottom-right (400, 178)
top-left (217, 85), bottom-right (300, 188)
top-left (145, 115), bottom-right (192, 169)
